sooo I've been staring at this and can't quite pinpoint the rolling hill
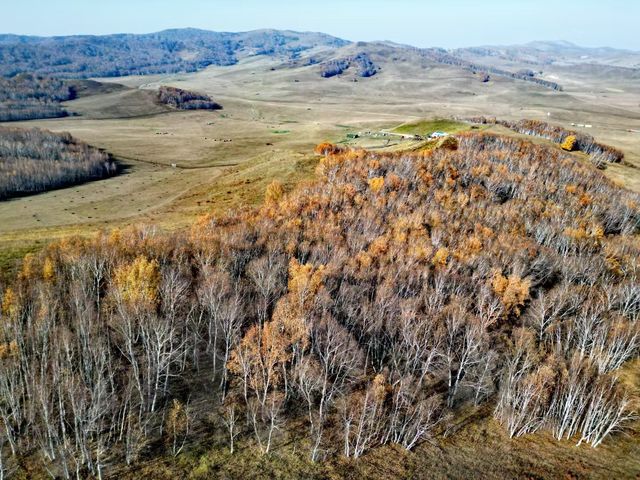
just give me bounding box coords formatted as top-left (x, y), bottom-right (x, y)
top-left (453, 40), bottom-right (640, 69)
top-left (0, 29), bottom-right (349, 78)
top-left (1, 28), bottom-right (638, 90)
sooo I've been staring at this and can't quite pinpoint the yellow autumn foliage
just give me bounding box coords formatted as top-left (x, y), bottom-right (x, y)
top-left (561, 135), bottom-right (577, 151)
top-left (265, 180), bottom-right (285, 204)
top-left (166, 399), bottom-right (189, 435)
top-left (0, 340), bottom-right (17, 359)
top-left (113, 256), bottom-right (160, 307)
top-left (271, 296), bottom-right (310, 351)
top-left (288, 259), bottom-right (325, 307)
top-left (368, 176), bottom-right (385, 194)
top-left (356, 251), bottom-right (373, 269)
top-left (564, 223), bottom-right (604, 246)
top-left (371, 373), bottom-right (389, 403)
top-left (491, 271), bottom-right (530, 316)
top-left (1, 288), bottom-right (19, 318)
top-left (18, 253), bottom-right (37, 281)
top-left (368, 236), bottom-right (389, 257)
top-left (432, 247), bottom-right (449, 268)
top-left (42, 257), bottom-right (56, 282)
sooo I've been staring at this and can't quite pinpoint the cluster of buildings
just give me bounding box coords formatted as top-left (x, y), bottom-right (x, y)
top-left (429, 131), bottom-right (448, 138)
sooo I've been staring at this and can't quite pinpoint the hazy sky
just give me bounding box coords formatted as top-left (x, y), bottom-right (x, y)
top-left (3, 0), bottom-right (639, 50)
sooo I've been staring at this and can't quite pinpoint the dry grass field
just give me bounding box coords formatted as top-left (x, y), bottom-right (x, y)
top-left (111, 359), bottom-right (640, 480)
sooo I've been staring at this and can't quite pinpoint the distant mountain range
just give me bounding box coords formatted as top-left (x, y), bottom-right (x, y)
top-left (452, 40), bottom-right (640, 69)
top-left (0, 28), bottom-right (638, 86)
top-left (0, 29), bottom-right (348, 77)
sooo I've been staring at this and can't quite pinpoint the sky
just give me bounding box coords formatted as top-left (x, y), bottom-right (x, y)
top-left (2, 0), bottom-right (639, 50)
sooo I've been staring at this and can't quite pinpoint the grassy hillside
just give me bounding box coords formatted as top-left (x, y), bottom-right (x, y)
top-left (392, 118), bottom-right (469, 136)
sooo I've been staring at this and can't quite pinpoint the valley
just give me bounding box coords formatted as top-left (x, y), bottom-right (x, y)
top-left (0, 27), bottom-right (639, 479)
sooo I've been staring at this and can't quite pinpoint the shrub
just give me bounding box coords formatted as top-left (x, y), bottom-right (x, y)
top-left (156, 86), bottom-right (222, 110)
top-left (561, 135), bottom-right (577, 151)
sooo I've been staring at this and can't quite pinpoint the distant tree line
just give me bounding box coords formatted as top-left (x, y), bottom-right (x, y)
top-left (418, 48), bottom-right (563, 90)
top-left (0, 126), bottom-right (117, 199)
top-left (320, 58), bottom-right (351, 78)
top-left (0, 30), bottom-right (348, 78)
top-left (0, 132), bottom-right (638, 478)
top-left (455, 46), bottom-right (555, 66)
top-left (155, 86), bottom-right (222, 110)
top-left (320, 53), bottom-right (379, 78)
top-left (464, 117), bottom-right (624, 166)
top-left (0, 74), bottom-right (76, 121)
